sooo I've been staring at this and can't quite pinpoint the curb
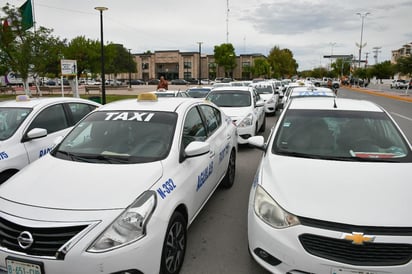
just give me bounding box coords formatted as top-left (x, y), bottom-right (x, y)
top-left (345, 86), bottom-right (412, 103)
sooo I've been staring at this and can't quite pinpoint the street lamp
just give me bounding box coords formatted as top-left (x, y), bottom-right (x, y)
top-left (356, 12), bottom-right (370, 68)
top-left (95, 6), bottom-right (108, 104)
top-left (128, 49), bottom-right (132, 88)
top-left (197, 42), bottom-right (203, 85)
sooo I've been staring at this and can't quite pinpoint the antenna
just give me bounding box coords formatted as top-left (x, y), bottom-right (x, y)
top-left (226, 0), bottom-right (229, 43)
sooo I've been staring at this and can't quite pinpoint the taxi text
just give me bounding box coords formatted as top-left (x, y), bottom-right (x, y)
top-left (157, 179), bottom-right (177, 200)
top-left (105, 112), bottom-right (155, 122)
top-left (197, 161), bottom-right (213, 191)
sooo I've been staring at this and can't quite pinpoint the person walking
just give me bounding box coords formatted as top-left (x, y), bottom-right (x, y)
top-left (157, 76), bottom-right (168, 90)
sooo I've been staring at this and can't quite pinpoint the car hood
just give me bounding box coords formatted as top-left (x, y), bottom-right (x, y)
top-left (219, 107), bottom-right (251, 121)
top-left (260, 154), bottom-right (412, 226)
top-left (0, 155), bottom-right (163, 210)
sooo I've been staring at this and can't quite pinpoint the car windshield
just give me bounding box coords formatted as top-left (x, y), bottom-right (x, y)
top-left (54, 110), bottom-right (177, 164)
top-left (187, 88), bottom-right (211, 98)
top-left (206, 91), bottom-right (251, 107)
top-left (0, 107), bottom-right (32, 140)
top-left (272, 109), bottom-right (412, 162)
top-left (253, 86), bottom-right (274, 95)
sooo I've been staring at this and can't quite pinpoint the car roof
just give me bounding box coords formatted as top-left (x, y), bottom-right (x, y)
top-left (288, 97), bottom-right (383, 112)
top-left (97, 95), bottom-right (202, 112)
top-left (211, 86), bottom-right (253, 92)
top-left (0, 96), bottom-right (100, 108)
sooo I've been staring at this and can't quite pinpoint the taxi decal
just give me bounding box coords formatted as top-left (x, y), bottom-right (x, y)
top-left (0, 151), bottom-right (8, 160)
top-left (105, 112), bottom-right (155, 122)
top-left (219, 143), bottom-right (230, 163)
top-left (39, 147), bottom-right (53, 158)
top-left (157, 178), bottom-right (177, 200)
top-left (298, 91), bottom-right (327, 96)
top-left (197, 161), bottom-right (213, 191)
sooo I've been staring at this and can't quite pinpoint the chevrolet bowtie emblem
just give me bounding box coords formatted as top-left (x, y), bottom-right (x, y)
top-left (342, 232), bottom-right (375, 245)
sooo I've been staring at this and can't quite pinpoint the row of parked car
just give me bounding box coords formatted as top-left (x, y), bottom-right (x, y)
top-left (1, 80), bottom-right (411, 274)
top-left (390, 79), bottom-right (412, 89)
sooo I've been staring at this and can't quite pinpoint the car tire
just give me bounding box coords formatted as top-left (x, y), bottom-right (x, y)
top-left (160, 211), bottom-right (187, 274)
top-left (221, 150), bottom-right (236, 189)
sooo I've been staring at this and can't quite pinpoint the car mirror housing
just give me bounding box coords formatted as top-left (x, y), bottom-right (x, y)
top-left (25, 128), bottom-right (48, 141)
top-left (185, 141), bottom-right (210, 158)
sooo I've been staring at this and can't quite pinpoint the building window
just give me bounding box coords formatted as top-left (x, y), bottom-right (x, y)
top-left (142, 63), bottom-right (149, 70)
top-left (208, 62), bottom-right (217, 68)
top-left (184, 62), bottom-right (192, 69)
top-left (184, 72), bottom-right (192, 79)
top-left (242, 61), bottom-right (251, 68)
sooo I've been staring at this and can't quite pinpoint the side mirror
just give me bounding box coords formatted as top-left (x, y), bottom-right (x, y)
top-left (185, 141), bottom-right (210, 158)
top-left (25, 128), bottom-right (47, 140)
top-left (256, 101), bottom-right (265, 108)
top-left (248, 136), bottom-right (266, 151)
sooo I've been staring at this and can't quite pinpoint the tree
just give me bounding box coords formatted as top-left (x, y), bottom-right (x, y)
top-left (331, 58), bottom-right (351, 78)
top-left (251, 58), bottom-right (270, 78)
top-left (0, 4), bottom-right (57, 95)
top-left (267, 46), bottom-right (298, 79)
top-left (371, 61), bottom-right (395, 81)
top-left (64, 36), bottom-right (101, 79)
top-left (395, 56), bottom-right (412, 77)
top-left (213, 43), bottom-right (236, 78)
top-left (105, 43), bottom-right (137, 82)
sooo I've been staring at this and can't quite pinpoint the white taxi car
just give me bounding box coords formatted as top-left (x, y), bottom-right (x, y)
top-left (0, 93), bottom-right (237, 274)
top-left (206, 86), bottom-right (265, 144)
top-left (247, 97), bottom-right (412, 274)
top-left (250, 81), bottom-right (279, 115)
top-left (0, 95), bottom-right (100, 183)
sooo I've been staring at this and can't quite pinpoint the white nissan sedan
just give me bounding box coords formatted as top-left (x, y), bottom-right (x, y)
top-left (0, 95), bottom-right (100, 183)
top-left (206, 86), bottom-right (265, 144)
top-left (247, 97), bottom-right (412, 274)
top-left (0, 93), bottom-right (237, 274)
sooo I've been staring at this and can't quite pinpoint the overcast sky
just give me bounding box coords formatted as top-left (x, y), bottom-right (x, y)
top-left (2, 0), bottom-right (411, 71)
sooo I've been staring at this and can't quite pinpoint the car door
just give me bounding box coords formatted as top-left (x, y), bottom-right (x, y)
top-left (180, 105), bottom-right (219, 215)
top-left (198, 104), bottom-right (229, 184)
top-left (23, 103), bottom-right (71, 162)
top-left (252, 89), bottom-right (265, 128)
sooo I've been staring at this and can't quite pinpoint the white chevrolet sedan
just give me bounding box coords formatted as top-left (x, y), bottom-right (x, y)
top-left (206, 86), bottom-right (265, 144)
top-left (0, 94), bottom-right (237, 274)
top-left (247, 97), bottom-right (412, 274)
top-left (0, 95), bottom-right (100, 183)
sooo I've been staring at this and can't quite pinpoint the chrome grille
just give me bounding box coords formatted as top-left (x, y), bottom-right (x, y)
top-left (299, 233), bottom-right (412, 266)
top-left (0, 216), bottom-right (88, 259)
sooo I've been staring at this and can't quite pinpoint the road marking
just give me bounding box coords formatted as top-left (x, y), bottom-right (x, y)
top-left (391, 112), bottom-right (412, 122)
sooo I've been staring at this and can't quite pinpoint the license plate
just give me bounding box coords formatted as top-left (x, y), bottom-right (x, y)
top-left (6, 257), bottom-right (43, 274)
top-left (331, 267), bottom-right (377, 274)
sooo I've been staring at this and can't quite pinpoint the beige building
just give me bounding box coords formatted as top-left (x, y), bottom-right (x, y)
top-left (391, 42), bottom-right (411, 64)
top-left (118, 50), bottom-right (266, 82)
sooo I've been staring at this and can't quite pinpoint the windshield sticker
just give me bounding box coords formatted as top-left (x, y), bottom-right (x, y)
top-left (197, 161), bottom-right (213, 191)
top-left (105, 112), bottom-right (155, 122)
top-left (0, 151), bottom-right (8, 160)
top-left (283, 122), bottom-right (291, 127)
top-left (157, 178), bottom-right (177, 200)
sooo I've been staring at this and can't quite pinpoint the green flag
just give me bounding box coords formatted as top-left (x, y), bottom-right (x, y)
top-left (19, 0), bottom-right (34, 31)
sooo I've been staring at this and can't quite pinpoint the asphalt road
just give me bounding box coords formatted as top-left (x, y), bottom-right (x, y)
top-left (179, 87), bottom-right (412, 274)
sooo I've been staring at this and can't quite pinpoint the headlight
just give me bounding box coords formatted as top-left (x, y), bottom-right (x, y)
top-left (88, 191), bottom-right (157, 252)
top-left (254, 185), bottom-right (300, 228)
top-left (238, 113), bottom-right (253, 127)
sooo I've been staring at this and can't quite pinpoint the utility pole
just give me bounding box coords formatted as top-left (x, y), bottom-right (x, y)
top-left (356, 12), bottom-right (370, 68)
top-left (373, 46), bottom-right (382, 64)
top-left (196, 42), bottom-right (203, 85)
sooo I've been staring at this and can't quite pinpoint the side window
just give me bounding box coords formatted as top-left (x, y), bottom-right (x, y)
top-left (182, 107), bottom-right (207, 148)
top-left (28, 104), bottom-right (68, 134)
top-left (199, 105), bottom-right (221, 135)
top-left (67, 103), bottom-right (96, 124)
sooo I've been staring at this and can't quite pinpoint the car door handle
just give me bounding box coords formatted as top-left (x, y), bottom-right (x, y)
top-left (209, 151), bottom-right (215, 158)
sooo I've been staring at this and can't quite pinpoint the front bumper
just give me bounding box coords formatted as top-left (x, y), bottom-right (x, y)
top-left (0, 211), bottom-right (166, 274)
top-left (247, 203), bottom-right (412, 274)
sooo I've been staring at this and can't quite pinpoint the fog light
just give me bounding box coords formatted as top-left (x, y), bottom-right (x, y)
top-left (253, 248), bottom-right (282, 266)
